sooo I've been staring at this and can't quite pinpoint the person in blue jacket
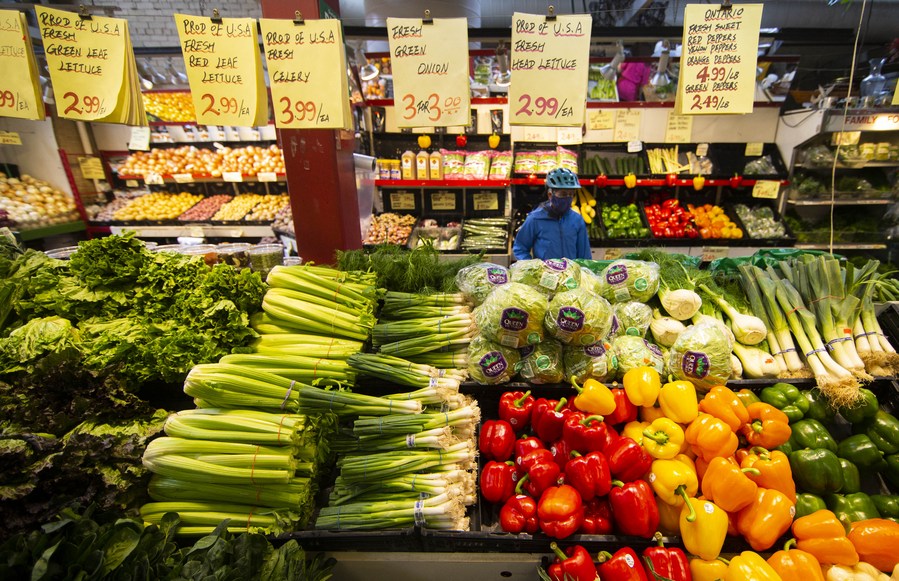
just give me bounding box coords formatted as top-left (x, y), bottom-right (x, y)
top-left (512, 167), bottom-right (591, 261)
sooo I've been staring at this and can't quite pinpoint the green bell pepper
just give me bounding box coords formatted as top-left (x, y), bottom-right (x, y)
top-left (775, 440), bottom-right (794, 455)
top-left (885, 454), bottom-right (899, 489)
top-left (837, 434), bottom-right (886, 470)
top-left (789, 419), bottom-right (838, 453)
top-left (838, 388), bottom-right (879, 424)
top-left (871, 494), bottom-right (899, 519)
top-left (795, 493), bottom-right (828, 519)
top-left (789, 448), bottom-right (844, 495)
top-left (761, 383), bottom-right (809, 423)
top-left (826, 492), bottom-right (881, 525)
top-left (838, 458), bottom-right (861, 494)
top-left (865, 410), bottom-right (899, 455)
top-left (802, 388), bottom-right (835, 425)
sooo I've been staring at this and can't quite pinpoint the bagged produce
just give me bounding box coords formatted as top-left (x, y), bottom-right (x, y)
top-left (474, 282), bottom-right (547, 348)
top-left (468, 335), bottom-right (520, 384)
top-left (544, 287), bottom-right (613, 345)
top-left (667, 321), bottom-right (733, 391)
top-left (455, 262), bottom-right (509, 305)
top-left (613, 336), bottom-right (664, 378)
top-left (564, 340), bottom-right (616, 382)
top-left (599, 259), bottom-right (660, 304)
top-left (610, 301), bottom-right (653, 339)
top-left (518, 339), bottom-right (564, 384)
top-left (510, 258), bottom-right (582, 297)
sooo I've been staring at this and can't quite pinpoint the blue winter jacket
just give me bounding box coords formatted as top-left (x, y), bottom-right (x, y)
top-left (512, 204), bottom-right (591, 261)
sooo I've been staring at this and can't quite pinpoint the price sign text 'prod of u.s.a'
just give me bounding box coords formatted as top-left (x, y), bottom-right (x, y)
top-left (509, 13), bottom-right (592, 126)
top-left (387, 18), bottom-right (470, 128)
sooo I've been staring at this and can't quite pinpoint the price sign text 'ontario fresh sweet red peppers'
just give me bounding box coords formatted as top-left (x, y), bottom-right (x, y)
top-left (509, 13), bottom-right (591, 127)
top-left (677, 4), bottom-right (763, 115)
top-left (387, 18), bottom-right (470, 128)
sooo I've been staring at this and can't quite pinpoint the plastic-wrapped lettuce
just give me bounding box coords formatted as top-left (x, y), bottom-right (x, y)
top-left (579, 268), bottom-right (605, 296)
top-left (612, 336), bottom-right (664, 378)
top-left (474, 282), bottom-right (547, 348)
top-left (518, 339), bottom-right (564, 384)
top-left (510, 258), bottom-right (582, 296)
top-left (564, 340), bottom-right (616, 382)
top-left (455, 262), bottom-right (509, 305)
top-left (599, 260), bottom-right (660, 304)
top-left (468, 335), bottom-right (521, 385)
top-left (667, 321), bottom-right (733, 392)
top-left (544, 287), bottom-right (613, 346)
top-left (609, 302), bottom-right (653, 339)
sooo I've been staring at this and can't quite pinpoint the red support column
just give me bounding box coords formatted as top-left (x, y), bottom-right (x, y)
top-left (259, 0), bottom-right (361, 264)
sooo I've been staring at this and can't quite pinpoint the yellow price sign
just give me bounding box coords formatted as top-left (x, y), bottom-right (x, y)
top-left (603, 248), bottom-right (623, 260)
top-left (701, 246), bottom-right (729, 262)
top-left (752, 180), bottom-right (780, 199)
top-left (390, 192), bottom-right (416, 210)
top-left (0, 10), bottom-right (44, 120)
top-left (0, 131), bottom-right (22, 145)
top-left (665, 113), bottom-right (693, 143)
top-left (472, 192), bottom-right (499, 211)
top-left (588, 109), bottom-right (614, 130)
top-left (175, 14), bottom-right (268, 127)
top-left (431, 191), bottom-right (457, 211)
top-left (745, 142), bottom-right (764, 156)
top-left (613, 109), bottom-right (642, 142)
top-left (78, 157), bottom-right (106, 179)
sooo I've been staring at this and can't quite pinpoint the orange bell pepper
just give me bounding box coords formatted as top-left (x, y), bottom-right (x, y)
top-left (767, 539), bottom-right (825, 581)
top-left (792, 509), bottom-right (858, 566)
top-left (694, 456), bottom-right (712, 482)
top-left (741, 402), bottom-right (791, 449)
top-left (685, 413), bottom-right (738, 462)
top-left (735, 487), bottom-right (795, 551)
top-left (701, 456), bottom-right (759, 513)
top-left (699, 386), bottom-right (750, 432)
top-left (847, 518), bottom-right (899, 573)
top-left (657, 497), bottom-right (682, 535)
top-left (739, 447), bottom-right (796, 503)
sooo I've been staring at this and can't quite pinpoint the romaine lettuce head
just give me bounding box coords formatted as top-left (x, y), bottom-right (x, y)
top-left (474, 282), bottom-right (547, 348)
top-left (467, 335), bottom-right (521, 385)
top-left (612, 335), bottom-right (664, 378)
top-left (610, 302), bottom-right (653, 339)
top-left (510, 258), bottom-right (582, 296)
top-left (518, 339), bottom-right (564, 384)
top-left (455, 262), bottom-right (509, 305)
top-left (544, 288), bottom-right (613, 345)
top-left (668, 321), bottom-right (733, 392)
top-left (599, 260), bottom-right (660, 303)
top-left (564, 340), bottom-right (616, 382)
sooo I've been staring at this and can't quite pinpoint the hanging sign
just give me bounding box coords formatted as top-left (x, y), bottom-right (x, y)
top-left (36, 7), bottom-right (146, 125)
top-left (0, 10), bottom-right (45, 120)
top-left (387, 17), bottom-right (470, 128)
top-left (260, 18), bottom-right (351, 129)
top-left (665, 113), bottom-right (693, 143)
top-left (174, 14), bottom-right (268, 126)
top-left (676, 4), bottom-right (763, 115)
top-left (509, 12), bottom-right (592, 126)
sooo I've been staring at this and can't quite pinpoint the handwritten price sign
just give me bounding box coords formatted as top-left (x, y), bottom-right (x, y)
top-left (387, 17), bottom-right (470, 128)
top-left (509, 13), bottom-right (591, 127)
top-left (260, 18), bottom-right (349, 129)
top-left (676, 4), bottom-right (763, 115)
top-left (61, 92), bottom-right (107, 116)
top-left (0, 10), bottom-right (44, 120)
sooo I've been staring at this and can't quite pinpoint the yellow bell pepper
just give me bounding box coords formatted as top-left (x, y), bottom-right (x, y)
top-left (680, 498), bottom-right (728, 560)
top-left (691, 557), bottom-right (730, 581)
top-left (649, 457), bottom-right (698, 507)
top-left (569, 375), bottom-right (616, 416)
top-left (643, 418), bottom-right (686, 459)
top-left (659, 379), bottom-right (699, 423)
top-left (674, 453), bottom-right (696, 473)
top-left (725, 551), bottom-right (784, 581)
top-left (657, 498), bottom-right (682, 535)
top-left (623, 366), bottom-right (661, 406)
top-left (641, 404), bottom-right (666, 422)
top-left (622, 420), bottom-right (649, 445)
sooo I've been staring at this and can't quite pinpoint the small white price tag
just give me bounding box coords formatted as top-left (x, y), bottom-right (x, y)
top-left (128, 127), bottom-right (151, 151)
top-left (604, 248), bottom-right (623, 260)
top-left (229, 229), bottom-right (243, 238)
top-left (627, 140), bottom-right (643, 153)
top-left (222, 172), bottom-right (243, 182)
top-left (173, 173), bottom-right (194, 183)
top-left (125, 180), bottom-right (139, 188)
top-left (257, 172), bottom-right (278, 183)
top-left (557, 127), bottom-right (583, 145)
top-left (190, 227), bottom-right (204, 237)
top-left (745, 142), bottom-right (764, 156)
top-left (144, 172), bottom-right (164, 185)
top-left (752, 180), bottom-right (780, 199)
top-left (696, 143), bottom-right (709, 157)
top-left (701, 246), bottom-right (729, 262)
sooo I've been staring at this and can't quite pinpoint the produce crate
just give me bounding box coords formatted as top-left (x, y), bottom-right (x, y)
top-left (408, 225), bottom-right (463, 252)
top-left (460, 217), bottom-right (511, 255)
top-left (679, 194), bottom-right (752, 247)
top-left (643, 143), bottom-right (717, 177)
top-left (726, 200), bottom-right (797, 247)
top-left (638, 200), bottom-right (701, 246)
top-left (595, 192), bottom-right (654, 245)
top-left (580, 146), bottom-right (647, 177)
top-left (712, 143), bottom-right (788, 180)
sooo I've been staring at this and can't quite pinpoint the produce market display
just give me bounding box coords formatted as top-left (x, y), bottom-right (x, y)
top-left (116, 144), bottom-right (285, 178)
top-left (0, 172), bottom-right (80, 229)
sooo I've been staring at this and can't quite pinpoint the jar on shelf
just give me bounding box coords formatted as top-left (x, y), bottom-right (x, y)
top-left (249, 243), bottom-right (284, 277)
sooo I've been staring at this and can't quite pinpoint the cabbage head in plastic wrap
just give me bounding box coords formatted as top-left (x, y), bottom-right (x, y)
top-left (579, 268), bottom-right (605, 295)
top-left (544, 288), bottom-right (613, 346)
top-left (455, 262), bottom-right (509, 305)
top-left (667, 321), bottom-right (733, 392)
top-left (468, 335), bottom-right (521, 385)
top-left (564, 340), bottom-right (617, 382)
top-left (474, 282), bottom-right (547, 348)
top-left (612, 335), bottom-right (664, 378)
top-left (518, 339), bottom-right (564, 384)
top-left (609, 302), bottom-right (654, 339)
top-left (510, 258), bottom-right (582, 297)
top-left (599, 260), bottom-right (660, 304)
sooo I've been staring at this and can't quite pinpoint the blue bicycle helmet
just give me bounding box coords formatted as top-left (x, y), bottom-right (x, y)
top-left (545, 167), bottom-right (580, 190)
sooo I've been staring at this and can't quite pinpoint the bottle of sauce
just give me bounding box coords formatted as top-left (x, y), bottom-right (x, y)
top-left (416, 150), bottom-right (430, 180)
top-left (401, 150), bottom-right (415, 180)
top-left (429, 150), bottom-right (444, 180)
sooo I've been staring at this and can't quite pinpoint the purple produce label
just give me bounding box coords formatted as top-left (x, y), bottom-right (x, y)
top-left (487, 266), bottom-right (508, 285)
top-left (609, 315), bottom-right (620, 336)
top-left (519, 344), bottom-right (536, 358)
top-left (501, 307), bottom-right (529, 331)
top-left (646, 341), bottom-right (663, 357)
top-left (479, 351), bottom-right (508, 378)
top-left (682, 350), bottom-right (710, 379)
top-left (606, 264), bottom-right (629, 285)
top-left (544, 258), bottom-right (569, 271)
top-left (556, 307), bottom-right (585, 332)
top-left (585, 342), bottom-right (607, 357)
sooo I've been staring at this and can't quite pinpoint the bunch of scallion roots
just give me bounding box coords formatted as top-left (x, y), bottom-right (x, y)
top-left (139, 408), bottom-right (336, 536)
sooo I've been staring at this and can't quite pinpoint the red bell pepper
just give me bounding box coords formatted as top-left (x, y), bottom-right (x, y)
top-left (608, 480), bottom-right (659, 539)
top-left (499, 390), bottom-right (534, 433)
top-left (518, 449), bottom-right (561, 497)
top-left (548, 543), bottom-right (599, 581)
top-left (550, 438), bottom-right (574, 472)
top-left (564, 451), bottom-right (611, 501)
top-left (606, 388), bottom-right (638, 426)
top-left (563, 413), bottom-right (611, 454)
top-left (642, 532), bottom-right (690, 581)
top-left (480, 460), bottom-right (517, 504)
top-left (514, 436), bottom-right (544, 476)
top-left (499, 494), bottom-right (538, 534)
top-left (478, 419), bottom-right (516, 462)
top-left (538, 484), bottom-right (585, 539)
top-left (533, 397), bottom-right (571, 442)
top-left (597, 547), bottom-right (649, 581)
top-left (581, 497), bottom-right (614, 535)
top-left (605, 436), bottom-right (652, 482)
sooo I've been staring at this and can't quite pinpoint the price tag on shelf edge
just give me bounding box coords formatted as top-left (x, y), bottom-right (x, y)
top-left (472, 192), bottom-right (499, 211)
top-left (676, 4), bottom-right (763, 115)
top-left (613, 109), bottom-right (642, 142)
top-left (173, 173), bottom-right (194, 183)
top-left (431, 192), bottom-right (457, 211)
top-left (257, 172), bottom-right (278, 182)
top-left (696, 143), bottom-right (709, 157)
top-left (627, 140), bottom-right (643, 153)
top-left (144, 173), bottom-right (164, 185)
top-left (387, 17), bottom-right (470, 128)
top-left (588, 109), bottom-right (614, 131)
top-left (604, 248), bottom-right (623, 260)
top-left (125, 179), bottom-right (139, 188)
top-left (752, 180), bottom-right (780, 199)
top-left (0, 131), bottom-right (22, 145)
top-left (557, 126), bottom-right (583, 145)
top-left (128, 126), bottom-right (151, 151)
top-left (190, 227), bottom-right (205, 238)
top-left (665, 113), bottom-right (693, 143)
top-left (745, 142), bottom-right (764, 156)
top-left (701, 246), bottom-right (729, 262)
top-left (509, 13), bottom-right (592, 127)
top-left (222, 172), bottom-right (243, 182)
top-left (390, 192), bottom-right (416, 211)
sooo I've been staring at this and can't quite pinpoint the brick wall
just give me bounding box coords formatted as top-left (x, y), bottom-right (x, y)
top-left (118, 0), bottom-right (262, 48)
